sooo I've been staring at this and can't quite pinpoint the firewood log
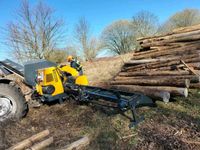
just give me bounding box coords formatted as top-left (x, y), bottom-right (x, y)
top-left (59, 135), bottom-right (90, 150)
top-left (132, 45), bottom-right (200, 60)
top-left (118, 71), bottom-right (190, 77)
top-left (110, 79), bottom-right (190, 88)
top-left (111, 85), bottom-right (188, 97)
top-left (8, 130), bottom-right (50, 150)
top-left (126, 56), bottom-right (200, 71)
top-left (111, 85), bottom-right (170, 102)
top-left (190, 83), bottom-right (200, 89)
top-left (114, 75), bottom-right (200, 83)
top-left (28, 137), bottom-right (53, 150)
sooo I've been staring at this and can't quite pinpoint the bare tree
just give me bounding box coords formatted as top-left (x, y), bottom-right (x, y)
top-left (5, 0), bottom-right (65, 62)
top-left (101, 20), bottom-right (135, 55)
top-left (159, 9), bottom-right (200, 33)
top-left (132, 11), bottom-right (159, 38)
top-left (74, 17), bottom-right (102, 60)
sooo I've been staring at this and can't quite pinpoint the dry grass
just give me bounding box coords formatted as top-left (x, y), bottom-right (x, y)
top-left (83, 53), bottom-right (133, 84)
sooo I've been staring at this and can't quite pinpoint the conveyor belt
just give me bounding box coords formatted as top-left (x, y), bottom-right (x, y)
top-left (65, 84), bottom-right (155, 127)
top-left (0, 59), bottom-right (24, 78)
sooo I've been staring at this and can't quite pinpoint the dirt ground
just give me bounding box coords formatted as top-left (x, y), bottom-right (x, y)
top-left (1, 54), bottom-right (200, 150)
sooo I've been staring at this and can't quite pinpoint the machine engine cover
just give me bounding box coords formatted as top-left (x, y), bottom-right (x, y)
top-left (24, 60), bottom-right (56, 87)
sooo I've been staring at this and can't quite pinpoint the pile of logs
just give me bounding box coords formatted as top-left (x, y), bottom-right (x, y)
top-left (111, 24), bottom-right (200, 102)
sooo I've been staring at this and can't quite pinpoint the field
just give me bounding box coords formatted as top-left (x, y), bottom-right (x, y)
top-left (1, 54), bottom-right (200, 150)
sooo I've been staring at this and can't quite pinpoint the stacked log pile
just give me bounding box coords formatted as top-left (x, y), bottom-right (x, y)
top-left (110, 24), bottom-right (200, 102)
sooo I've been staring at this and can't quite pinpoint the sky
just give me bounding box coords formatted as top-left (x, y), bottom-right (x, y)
top-left (1, 0), bottom-right (200, 60)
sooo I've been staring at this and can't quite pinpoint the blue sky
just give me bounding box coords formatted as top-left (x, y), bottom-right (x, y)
top-left (1, 0), bottom-right (200, 60)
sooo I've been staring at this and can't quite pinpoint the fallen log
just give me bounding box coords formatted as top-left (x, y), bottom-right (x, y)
top-left (59, 135), bottom-right (90, 150)
top-left (125, 59), bottom-right (162, 65)
top-left (111, 85), bottom-right (188, 97)
top-left (111, 85), bottom-right (170, 102)
top-left (133, 45), bottom-right (180, 56)
top-left (126, 56), bottom-right (200, 71)
top-left (156, 62), bottom-right (200, 71)
top-left (141, 34), bottom-right (200, 48)
top-left (118, 70), bottom-right (190, 77)
top-left (114, 75), bottom-right (200, 83)
top-left (29, 137), bottom-right (53, 150)
top-left (132, 45), bottom-right (200, 60)
top-left (126, 53), bottom-right (200, 71)
top-left (8, 130), bottom-right (50, 150)
top-left (190, 83), bottom-right (200, 89)
top-left (110, 79), bottom-right (190, 88)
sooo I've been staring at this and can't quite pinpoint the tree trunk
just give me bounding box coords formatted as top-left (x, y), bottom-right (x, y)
top-left (29, 137), bottom-right (53, 150)
top-left (139, 30), bottom-right (200, 47)
top-left (114, 75), bottom-right (200, 83)
top-left (111, 79), bottom-right (190, 88)
top-left (111, 85), bottom-right (188, 97)
top-left (190, 83), bottom-right (200, 89)
top-left (118, 70), bottom-right (190, 77)
top-left (60, 135), bottom-right (90, 150)
top-left (111, 85), bottom-right (170, 102)
top-left (132, 45), bottom-right (200, 60)
top-left (126, 56), bottom-right (200, 71)
top-left (8, 130), bottom-right (50, 150)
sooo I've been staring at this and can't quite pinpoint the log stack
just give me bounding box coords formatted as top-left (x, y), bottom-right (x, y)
top-left (110, 24), bottom-right (200, 102)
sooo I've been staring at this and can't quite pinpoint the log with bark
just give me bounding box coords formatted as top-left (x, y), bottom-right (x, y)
top-left (118, 70), bottom-right (190, 77)
top-left (28, 137), bottom-right (53, 150)
top-left (114, 75), bottom-right (200, 83)
top-left (8, 130), bottom-right (50, 150)
top-left (132, 45), bottom-right (200, 60)
top-left (111, 85), bottom-right (188, 97)
top-left (190, 83), bottom-right (200, 89)
top-left (59, 135), bottom-right (90, 150)
top-left (126, 56), bottom-right (200, 71)
top-left (138, 30), bottom-right (200, 46)
top-left (110, 79), bottom-right (190, 88)
top-left (126, 53), bottom-right (200, 70)
top-left (111, 85), bottom-right (171, 102)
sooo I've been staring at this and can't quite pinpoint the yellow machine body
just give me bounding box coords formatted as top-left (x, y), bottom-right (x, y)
top-left (36, 65), bottom-right (88, 97)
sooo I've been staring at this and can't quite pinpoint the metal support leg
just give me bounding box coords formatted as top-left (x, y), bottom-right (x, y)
top-left (59, 98), bottom-right (64, 104)
top-left (129, 100), bottom-right (144, 128)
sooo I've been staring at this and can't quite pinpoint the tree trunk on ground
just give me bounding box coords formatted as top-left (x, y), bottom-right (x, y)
top-left (111, 85), bottom-right (171, 102)
top-left (8, 130), bottom-right (50, 150)
top-left (114, 75), bottom-right (200, 83)
top-left (59, 135), bottom-right (90, 150)
top-left (132, 45), bottom-right (200, 60)
top-left (110, 79), bottom-right (190, 88)
top-left (111, 85), bottom-right (188, 97)
top-left (126, 56), bottom-right (200, 71)
top-left (190, 83), bottom-right (200, 89)
top-left (118, 70), bottom-right (190, 77)
top-left (29, 137), bottom-right (53, 150)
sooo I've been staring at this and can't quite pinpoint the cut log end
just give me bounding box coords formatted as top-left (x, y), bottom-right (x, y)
top-left (184, 88), bottom-right (188, 98)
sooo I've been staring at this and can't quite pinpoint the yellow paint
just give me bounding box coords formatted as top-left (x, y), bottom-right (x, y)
top-left (75, 75), bottom-right (89, 85)
top-left (36, 65), bottom-right (89, 97)
top-left (60, 65), bottom-right (79, 76)
top-left (36, 67), bottom-right (64, 96)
